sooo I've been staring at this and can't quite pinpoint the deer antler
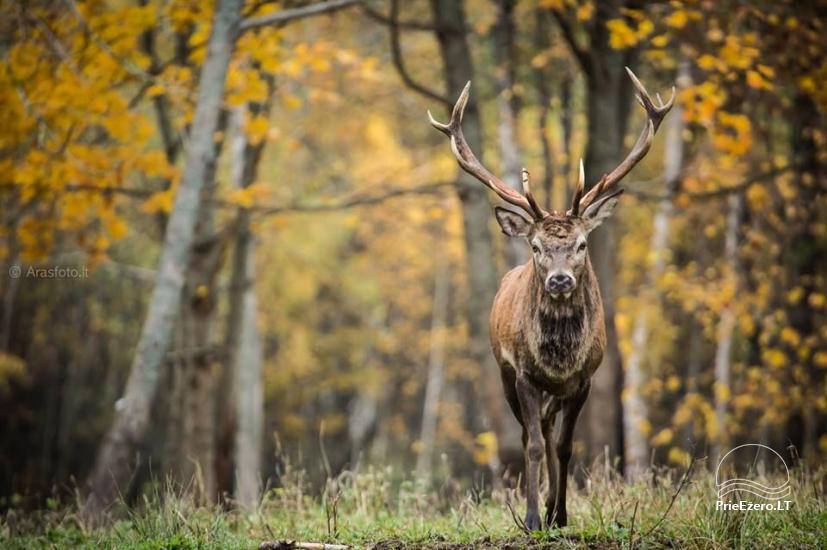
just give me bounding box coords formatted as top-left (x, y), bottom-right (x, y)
top-left (429, 82), bottom-right (548, 221)
top-left (572, 68), bottom-right (675, 215)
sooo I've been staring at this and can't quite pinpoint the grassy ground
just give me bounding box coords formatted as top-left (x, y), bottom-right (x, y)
top-left (2, 463), bottom-right (825, 549)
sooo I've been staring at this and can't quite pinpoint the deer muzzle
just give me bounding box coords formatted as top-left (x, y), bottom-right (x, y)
top-left (545, 272), bottom-right (576, 298)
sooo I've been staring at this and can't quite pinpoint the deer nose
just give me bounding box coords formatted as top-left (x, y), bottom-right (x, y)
top-left (546, 273), bottom-right (575, 293)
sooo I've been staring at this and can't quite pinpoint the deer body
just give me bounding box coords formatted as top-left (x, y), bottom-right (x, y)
top-left (491, 248), bottom-right (604, 398)
top-left (429, 68), bottom-right (673, 530)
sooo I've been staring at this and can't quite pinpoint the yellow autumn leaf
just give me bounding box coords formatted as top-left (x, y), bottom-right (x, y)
top-left (651, 428), bottom-right (673, 447)
top-left (607, 19), bottom-right (638, 50)
top-left (667, 447), bottom-right (691, 467)
top-left (651, 34), bottom-right (669, 48)
top-left (576, 2), bottom-right (594, 21)
top-left (746, 70), bottom-right (772, 90)
top-left (146, 83), bottom-right (165, 98)
top-left (283, 94), bottom-right (302, 110)
top-left (780, 327), bottom-right (801, 347)
top-left (142, 189), bottom-right (175, 214)
top-left (697, 55), bottom-right (720, 71)
top-left (763, 348), bottom-right (787, 369)
top-left (473, 431), bottom-right (498, 466)
top-left (245, 114), bottom-right (270, 146)
top-left (106, 216), bottom-right (129, 240)
top-left (227, 187), bottom-right (255, 208)
top-left (665, 10), bottom-right (688, 29)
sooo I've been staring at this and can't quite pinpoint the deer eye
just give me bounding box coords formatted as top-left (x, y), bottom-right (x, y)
top-left (577, 242), bottom-right (587, 252)
top-left (531, 244), bottom-right (541, 255)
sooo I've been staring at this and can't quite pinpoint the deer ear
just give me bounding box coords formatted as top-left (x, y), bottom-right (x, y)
top-left (494, 207), bottom-right (532, 237)
top-left (582, 189), bottom-right (623, 232)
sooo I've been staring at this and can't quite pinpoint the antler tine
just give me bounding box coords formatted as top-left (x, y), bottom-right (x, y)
top-left (521, 168), bottom-right (545, 219)
top-left (429, 82), bottom-right (548, 220)
top-left (427, 81), bottom-right (470, 136)
top-left (577, 68), bottom-right (674, 212)
top-left (569, 159), bottom-right (585, 216)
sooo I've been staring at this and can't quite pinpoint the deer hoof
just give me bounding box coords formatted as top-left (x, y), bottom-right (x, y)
top-left (547, 509), bottom-right (567, 528)
top-left (524, 510), bottom-right (542, 531)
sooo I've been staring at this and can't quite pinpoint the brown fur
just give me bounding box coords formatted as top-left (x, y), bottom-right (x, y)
top-left (490, 214), bottom-right (607, 529)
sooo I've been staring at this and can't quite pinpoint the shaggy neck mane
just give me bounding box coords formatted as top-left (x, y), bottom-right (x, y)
top-left (527, 258), bottom-right (597, 369)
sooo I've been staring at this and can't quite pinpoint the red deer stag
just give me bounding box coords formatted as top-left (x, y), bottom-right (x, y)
top-left (429, 68), bottom-right (673, 530)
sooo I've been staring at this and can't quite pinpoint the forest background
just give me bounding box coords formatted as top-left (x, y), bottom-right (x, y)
top-left (0, 0), bottom-right (825, 535)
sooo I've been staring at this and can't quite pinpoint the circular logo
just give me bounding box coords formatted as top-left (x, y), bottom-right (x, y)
top-left (8, 265), bottom-right (21, 279)
top-left (715, 443), bottom-right (790, 501)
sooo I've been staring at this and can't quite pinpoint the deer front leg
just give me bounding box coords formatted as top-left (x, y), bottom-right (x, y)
top-left (542, 398), bottom-right (562, 527)
top-left (550, 380), bottom-right (590, 528)
top-left (515, 374), bottom-right (545, 531)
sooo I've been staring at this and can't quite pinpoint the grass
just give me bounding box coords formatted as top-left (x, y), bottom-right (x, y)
top-left (1, 462), bottom-right (825, 549)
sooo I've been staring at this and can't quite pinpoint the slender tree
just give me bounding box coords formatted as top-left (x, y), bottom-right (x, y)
top-left (83, 0), bottom-right (245, 518)
top-left (492, 0), bottom-right (527, 267)
top-left (224, 90), bottom-right (272, 506)
top-left (416, 230), bottom-right (450, 479)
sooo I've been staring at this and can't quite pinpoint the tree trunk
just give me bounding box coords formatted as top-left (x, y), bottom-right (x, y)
top-left (785, 93), bottom-right (823, 462)
top-left (579, 10), bottom-right (635, 469)
top-left (165, 107), bottom-right (229, 504)
top-left (223, 93), bottom-right (272, 506)
top-left (711, 194), bottom-right (741, 462)
top-left (531, 8), bottom-right (555, 212)
top-left (230, 224), bottom-right (264, 507)
top-left (623, 72), bottom-right (685, 478)
top-left (430, 0), bottom-right (504, 457)
top-left (416, 237), bottom-right (450, 479)
top-left (83, 0), bottom-right (243, 519)
top-left (492, 0), bottom-right (527, 267)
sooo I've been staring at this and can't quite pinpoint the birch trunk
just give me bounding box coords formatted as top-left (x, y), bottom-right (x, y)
top-left (416, 240), bottom-right (450, 479)
top-left (83, 0), bottom-right (243, 518)
top-left (531, 8), bottom-right (555, 212)
top-left (623, 74), bottom-right (685, 479)
top-left (224, 103), bottom-right (267, 507)
top-left (712, 193), bottom-right (741, 462)
top-left (492, 0), bottom-right (527, 267)
top-left (230, 229), bottom-right (263, 507)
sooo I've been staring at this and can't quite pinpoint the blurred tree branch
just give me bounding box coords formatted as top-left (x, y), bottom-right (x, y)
top-left (626, 164), bottom-right (799, 202)
top-left (8, 164), bottom-right (798, 213)
top-left (550, 10), bottom-right (591, 75)
top-left (2, 180), bottom-right (455, 214)
top-left (239, 0), bottom-right (362, 33)
top-left (247, 180), bottom-right (455, 215)
top-left (387, 0), bottom-right (451, 107)
top-left (360, 2), bottom-right (464, 33)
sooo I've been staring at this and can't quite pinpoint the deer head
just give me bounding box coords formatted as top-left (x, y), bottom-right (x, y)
top-left (429, 68), bottom-right (674, 299)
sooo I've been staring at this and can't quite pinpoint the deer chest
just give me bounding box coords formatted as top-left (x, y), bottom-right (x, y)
top-left (527, 310), bottom-right (592, 395)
